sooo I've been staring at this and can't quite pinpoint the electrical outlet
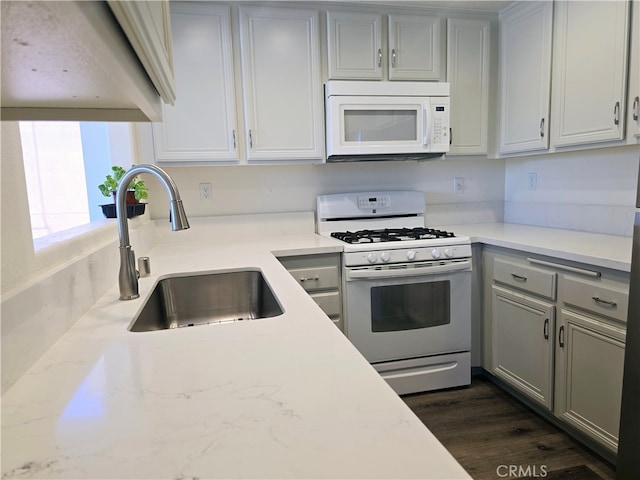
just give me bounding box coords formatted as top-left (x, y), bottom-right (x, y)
top-left (454, 177), bottom-right (464, 194)
top-left (199, 183), bottom-right (212, 201)
top-left (528, 173), bottom-right (537, 190)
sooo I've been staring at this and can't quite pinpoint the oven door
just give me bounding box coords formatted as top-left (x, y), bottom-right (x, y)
top-left (343, 261), bottom-right (471, 364)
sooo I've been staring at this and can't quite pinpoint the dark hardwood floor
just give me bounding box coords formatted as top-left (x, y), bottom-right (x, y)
top-left (402, 376), bottom-right (616, 480)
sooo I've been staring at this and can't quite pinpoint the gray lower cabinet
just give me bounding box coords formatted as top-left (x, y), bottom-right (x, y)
top-left (492, 285), bottom-right (555, 410)
top-left (278, 253), bottom-right (343, 330)
top-left (555, 308), bottom-right (626, 452)
top-left (483, 246), bottom-right (629, 456)
top-left (555, 272), bottom-right (629, 453)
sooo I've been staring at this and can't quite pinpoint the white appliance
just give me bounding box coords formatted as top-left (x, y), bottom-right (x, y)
top-left (325, 81), bottom-right (450, 162)
top-left (317, 191), bottom-right (471, 395)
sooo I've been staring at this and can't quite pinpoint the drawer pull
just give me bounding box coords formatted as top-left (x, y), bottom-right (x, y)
top-left (592, 296), bottom-right (617, 308)
top-left (558, 325), bottom-right (565, 348)
top-left (543, 318), bottom-right (549, 340)
top-left (526, 258), bottom-right (601, 277)
top-left (511, 273), bottom-right (528, 281)
top-left (300, 275), bottom-right (320, 282)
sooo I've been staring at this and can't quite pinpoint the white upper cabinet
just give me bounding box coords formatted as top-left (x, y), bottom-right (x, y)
top-left (239, 7), bottom-right (324, 162)
top-left (498, 2), bottom-right (553, 154)
top-left (447, 18), bottom-right (491, 155)
top-left (327, 11), bottom-right (383, 80)
top-left (153, 4), bottom-right (323, 165)
top-left (327, 11), bottom-right (443, 81)
top-left (627, 0), bottom-right (640, 143)
top-left (551, 0), bottom-right (630, 147)
top-left (388, 14), bottom-right (442, 81)
top-left (153, 4), bottom-right (238, 164)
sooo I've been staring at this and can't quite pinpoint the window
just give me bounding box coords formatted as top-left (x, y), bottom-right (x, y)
top-left (19, 122), bottom-right (134, 241)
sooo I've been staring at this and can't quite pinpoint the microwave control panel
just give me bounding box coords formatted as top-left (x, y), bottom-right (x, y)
top-left (430, 99), bottom-right (449, 148)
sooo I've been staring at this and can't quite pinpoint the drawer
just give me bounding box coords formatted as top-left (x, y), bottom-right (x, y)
top-left (494, 258), bottom-right (557, 300)
top-left (311, 291), bottom-right (341, 318)
top-left (562, 275), bottom-right (629, 323)
top-left (288, 265), bottom-right (339, 292)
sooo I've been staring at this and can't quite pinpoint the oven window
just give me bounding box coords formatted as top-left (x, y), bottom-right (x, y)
top-left (371, 281), bottom-right (450, 332)
top-left (343, 109), bottom-right (417, 142)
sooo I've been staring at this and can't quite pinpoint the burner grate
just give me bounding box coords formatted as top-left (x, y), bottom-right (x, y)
top-left (331, 227), bottom-right (456, 244)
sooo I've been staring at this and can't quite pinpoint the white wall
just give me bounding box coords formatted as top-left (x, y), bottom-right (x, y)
top-left (504, 145), bottom-right (639, 236)
top-left (144, 158), bottom-right (507, 227)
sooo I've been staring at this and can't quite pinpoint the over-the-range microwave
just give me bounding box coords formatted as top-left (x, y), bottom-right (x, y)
top-left (325, 81), bottom-right (450, 162)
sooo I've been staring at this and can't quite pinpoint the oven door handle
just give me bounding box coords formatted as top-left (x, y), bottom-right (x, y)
top-left (346, 260), bottom-right (471, 281)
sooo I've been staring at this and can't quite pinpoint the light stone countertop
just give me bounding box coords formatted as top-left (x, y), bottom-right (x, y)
top-left (442, 222), bottom-right (633, 272)
top-left (3, 218), bottom-right (632, 480)
top-left (1, 232), bottom-right (471, 480)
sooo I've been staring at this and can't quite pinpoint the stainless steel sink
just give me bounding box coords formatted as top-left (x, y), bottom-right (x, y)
top-left (129, 269), bottom-right (284, 332)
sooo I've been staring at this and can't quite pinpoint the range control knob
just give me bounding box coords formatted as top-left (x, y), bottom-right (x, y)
top-left (431, 248), bottom-right (442, 259)
top-left (367, 253), bottom-right (378, 264)
top-left (406, 250), bottom-right (417, 261)
top-left (444, 248), bottom-right (454, 258)
top-left (380, 252), bottom-right (391, 263)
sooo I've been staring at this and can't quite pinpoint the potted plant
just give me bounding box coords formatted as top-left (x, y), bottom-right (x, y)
top-left (98, 166), bottom-right (148, 218)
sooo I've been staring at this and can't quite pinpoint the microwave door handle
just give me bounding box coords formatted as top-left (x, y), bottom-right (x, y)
top-left (423, 103), bottom-right (430, 146)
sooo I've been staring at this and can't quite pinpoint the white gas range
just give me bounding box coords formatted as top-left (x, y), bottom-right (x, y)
top-left (317, 191), bottom-right (471, 395)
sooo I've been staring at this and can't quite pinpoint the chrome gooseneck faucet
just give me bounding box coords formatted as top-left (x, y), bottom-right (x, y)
top-left (116, 164), bottom-right (190, 300)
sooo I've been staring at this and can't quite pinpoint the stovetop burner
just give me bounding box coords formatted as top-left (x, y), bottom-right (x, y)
top-left (331, 227), bottom-right (456, 244)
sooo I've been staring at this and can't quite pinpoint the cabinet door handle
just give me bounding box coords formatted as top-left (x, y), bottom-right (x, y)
top-left (300, 275), bottom-right (319, 282)
top-left (540, 118), bottom-right (545, 138)
top-left (633, 96), bottom-right (639, 121)
top-left (592, 296), bottom-right (617, 308)
top-left (232, 130), bottom-right (236, 150)
top-left (614, 102), bottom-right (620, 125)
top-left (510, 273), bottom-right (527, 281)
top-left (377, 48), bottom-right (382, 68)
top-left (391, 48), bottom-right (397, 68)
top-left (449, 127), bottom-right (453, 145)
top-left (543, 318), bottom-right (549, 340)
top-left (248, 129), bottom-right (253, 149)
top-left (558, 325), bottom-right (565, 348)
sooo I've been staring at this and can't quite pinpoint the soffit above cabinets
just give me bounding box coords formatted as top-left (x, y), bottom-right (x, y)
top-left (1, 1), bottom-right (163, 122)
top-left (319, 0), bottom-right (514, 14)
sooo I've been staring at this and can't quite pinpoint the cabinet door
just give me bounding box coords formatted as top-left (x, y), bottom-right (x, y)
top-left (327, 11), bottom-right (383, 80)
top-left (627, 0), bottom-right (640, 143)
top-left (556, 309), bottom-right (626, 452)
top-left (447, 18), bottom-right (490, 155)
top-left (153, 4), bottom-right (238, 163)
top-left (498, 2), bottom-right (552, 154)
top-left (492, 285), bottom-right (555, 410)
top-left (388, 14), bottom-right (442, 81)
top-left (551, 1), bottom-right (630, 147)
top-left (240, 7), bottom-right (324, 162)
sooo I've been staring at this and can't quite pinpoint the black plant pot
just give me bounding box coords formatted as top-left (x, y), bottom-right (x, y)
top-left (100, 203), bottom-right (146, 219)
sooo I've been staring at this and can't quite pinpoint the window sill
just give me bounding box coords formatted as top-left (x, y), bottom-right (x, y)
top-left (32, 213), bottom-right (152, 278)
